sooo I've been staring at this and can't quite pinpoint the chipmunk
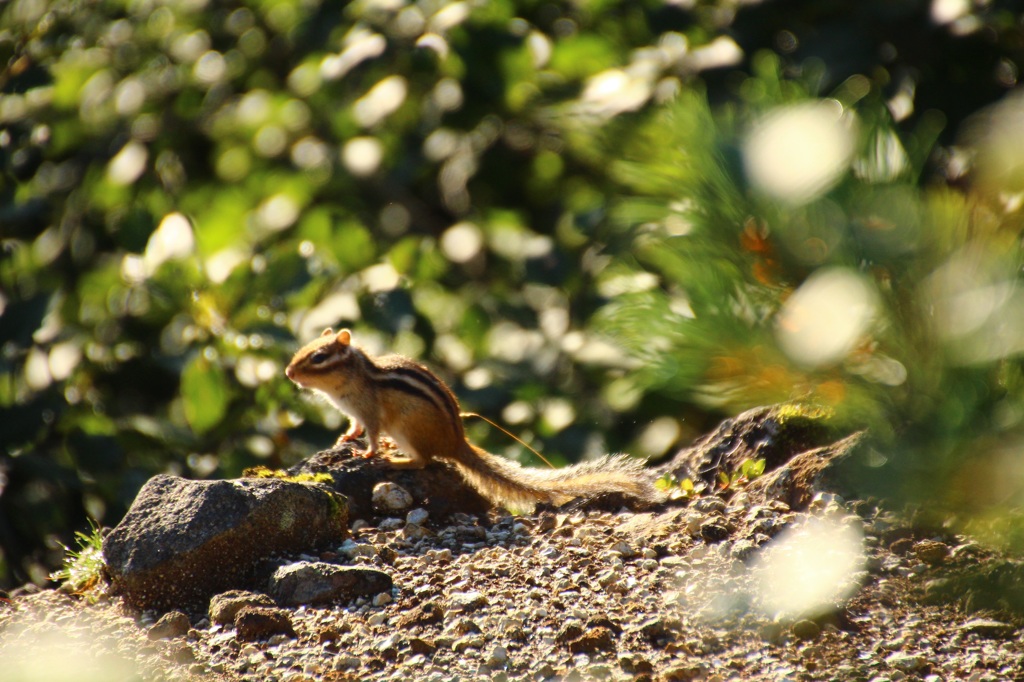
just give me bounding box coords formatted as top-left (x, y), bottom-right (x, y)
top-left (285, 328), bottom-right (661, 509)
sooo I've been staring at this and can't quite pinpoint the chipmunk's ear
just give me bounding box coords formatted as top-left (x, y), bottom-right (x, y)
top-left (335, 329), bottom-right (352, 346)
top-left (320, 328), bottom-right (334, 337)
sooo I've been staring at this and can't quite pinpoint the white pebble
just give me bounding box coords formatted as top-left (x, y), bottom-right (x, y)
top-left (372, 481), bottom-right (413, 511)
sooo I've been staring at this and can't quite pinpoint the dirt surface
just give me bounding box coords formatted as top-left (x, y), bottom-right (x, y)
top-left (3, 490), bottom-right (1023, 682)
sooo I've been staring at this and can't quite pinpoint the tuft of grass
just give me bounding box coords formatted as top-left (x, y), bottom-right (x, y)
top-left (50, 521), bottom-right (106, 597)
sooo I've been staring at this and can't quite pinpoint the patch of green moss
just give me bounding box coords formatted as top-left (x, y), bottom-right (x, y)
top-left (774, 403), bottom-right (836, 423)
top-left (243, 466), bottom-right (334, 484)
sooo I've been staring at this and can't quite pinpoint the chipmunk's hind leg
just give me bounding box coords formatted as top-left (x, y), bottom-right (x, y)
top-left (381, 429), bottom-right (429, 469)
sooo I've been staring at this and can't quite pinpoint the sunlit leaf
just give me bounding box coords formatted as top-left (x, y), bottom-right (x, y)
top-left (740, 458), bottom-right (766, 479)
top-left (655, 473), bottom-right (678, 490)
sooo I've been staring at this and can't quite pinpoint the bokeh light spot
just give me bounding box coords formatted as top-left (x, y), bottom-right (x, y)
top-left (776, 268), bottom-right (878, 368)
top-left (440, 222), bottom-right (484, 263)
top-left (744, 100), bottom-right (856, 204)
top-left (750, 515), bottom-right (865, 619)
top-left (342, 137), bottom-right (384, 176)
top-left (353, 76), bottom-right (407, 128)
top-left (106, 141), bottom-right (147, 185)
top-left (143, 212), bottom-right (195, 276)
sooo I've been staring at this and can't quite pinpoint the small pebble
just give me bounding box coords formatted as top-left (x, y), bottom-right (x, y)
top-left (406, 508), bottom-right (429, 525)
top-left (792, 619), bottom-right (820, 641)
top-left (914, 540), bottom-right (950, 565)
top-left (449, 590), bottom-right (489, 612)
top-left (486, 644), bottom-right (508, 667)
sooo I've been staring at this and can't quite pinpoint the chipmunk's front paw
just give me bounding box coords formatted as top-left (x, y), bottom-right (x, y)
top-left (339, 422), bottom-right (365, 442)
top-left (333, 433), bottom-right (373, 458)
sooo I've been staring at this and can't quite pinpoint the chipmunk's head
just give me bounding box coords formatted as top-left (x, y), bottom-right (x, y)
top-left (285, 327), bottom-right (355, 389)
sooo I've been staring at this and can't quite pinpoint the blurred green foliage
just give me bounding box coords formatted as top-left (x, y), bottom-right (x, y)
top-left (2, 0), bottom-right (1024, 587)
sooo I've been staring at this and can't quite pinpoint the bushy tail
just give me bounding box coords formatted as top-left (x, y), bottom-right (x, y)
top-left (451, 444), bottom-right (662, 509)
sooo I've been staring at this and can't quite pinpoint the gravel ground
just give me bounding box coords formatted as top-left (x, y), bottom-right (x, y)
top-left (2, 491), bottom-right (1023, 682)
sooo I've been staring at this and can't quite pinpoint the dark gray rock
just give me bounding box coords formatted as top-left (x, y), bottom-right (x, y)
top-left (103, 475), bottom-right (348, 611)
top-left (269, 561), bottom-right (392, 606)
top-left (659, 405), bottom-right (837, 486)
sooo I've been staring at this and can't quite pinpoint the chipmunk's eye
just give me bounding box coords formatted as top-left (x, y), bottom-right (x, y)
top-left (310, 350), bottom-right (331, 365)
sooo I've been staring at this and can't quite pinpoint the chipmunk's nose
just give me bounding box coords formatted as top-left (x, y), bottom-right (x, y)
top-left (285, 364), bottom-right (296, 380)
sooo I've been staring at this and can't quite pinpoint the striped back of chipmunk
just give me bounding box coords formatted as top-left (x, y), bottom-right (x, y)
top-left (372, 354), bottom-right (464, 428)
top-left (288, 328), bottom-right (464, 428)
